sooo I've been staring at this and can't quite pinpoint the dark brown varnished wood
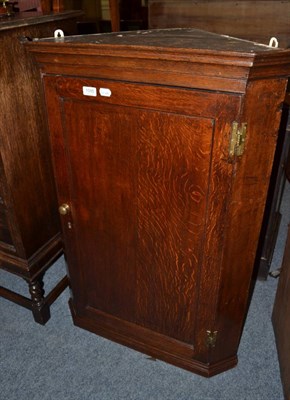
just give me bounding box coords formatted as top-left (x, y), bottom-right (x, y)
top-left (27, 28), bottom-right (290, 374)
top-left (210, 78), bottom-right (288, 362)
top-left (0, 11), bottom-right (82, 324)
top-left (40, 0), bottom-right (65, 12)
top-left (108, 0), bottom-right (120, 32)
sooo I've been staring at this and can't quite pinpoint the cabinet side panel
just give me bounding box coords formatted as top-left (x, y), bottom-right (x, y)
top-left (213, 78), bottom-right (287, 363)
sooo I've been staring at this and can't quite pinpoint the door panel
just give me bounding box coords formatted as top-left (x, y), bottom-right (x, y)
top-left (135, 111), bottom-right (213, 343)
top-left (63, 100), bottom-right (214, 343)
top-left (45, 76), bottom-right (242, 355)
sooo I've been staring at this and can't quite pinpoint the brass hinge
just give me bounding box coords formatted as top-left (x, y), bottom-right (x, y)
top-left (229, 122), bottom-right (247, 157)
top-left (206, 330), bottom-right (218, 348)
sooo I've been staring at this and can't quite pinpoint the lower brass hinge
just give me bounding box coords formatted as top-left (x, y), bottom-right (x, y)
top-left (206, 330), bottom-right (218, 348)
top-left (229, 122), bottom-right (247, 157)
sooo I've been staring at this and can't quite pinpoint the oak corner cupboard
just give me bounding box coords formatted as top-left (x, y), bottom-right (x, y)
top-left (26, 28), bottom-right (290, 376)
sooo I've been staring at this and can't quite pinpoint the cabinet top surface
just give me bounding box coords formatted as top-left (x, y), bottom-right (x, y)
top-left (27, 28), bottom-right (290, 94)
top-left (31, 28), bottom-right (288, 56)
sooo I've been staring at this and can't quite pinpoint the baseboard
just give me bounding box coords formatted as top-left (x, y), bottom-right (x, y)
top-left (69, 299), bottom-right (238, 377)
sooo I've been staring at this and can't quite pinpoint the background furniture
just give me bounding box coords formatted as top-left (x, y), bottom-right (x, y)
top-left (27, 28), bottom-right (290, 376)
top-left (17, 0), bottom-right (42, 11)
top-left (0, 10), bottom-right (82, 324)
top-left (108, 0), bottom-right (148, 32)
top-left (272, 224), bottom-right (290, 400)
top-left (148, 0), bottom-right (290, 46)
top-left (40, 0), bottom-right (64, 12)
top-left (108, 0), bottom-right (119, 31)
top-left (15, 0), bottom-right (66, 12)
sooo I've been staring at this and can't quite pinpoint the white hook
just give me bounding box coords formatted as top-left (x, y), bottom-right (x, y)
top-left (268, 37), bottom-right (279, 48)
top-left (54, 29), bottom-right (64, 38)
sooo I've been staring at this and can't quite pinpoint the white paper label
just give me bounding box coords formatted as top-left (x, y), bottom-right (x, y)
top-left (99, 88), bottom-right (112, 97)
top-left (82, 86), bottom-right (97, 97)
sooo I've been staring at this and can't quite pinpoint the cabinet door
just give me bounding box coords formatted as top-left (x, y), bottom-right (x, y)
top-left (45, 76), bottom-right (241, 360)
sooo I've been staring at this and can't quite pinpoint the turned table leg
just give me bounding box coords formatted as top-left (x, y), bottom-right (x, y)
top-left (27, 275), bottom-right (50, 325)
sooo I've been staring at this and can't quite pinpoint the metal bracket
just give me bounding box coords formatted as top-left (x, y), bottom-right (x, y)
top-left (206, 330), bottom-right (218, 348)
top-left (229, 122), bottom-right (247, 158)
